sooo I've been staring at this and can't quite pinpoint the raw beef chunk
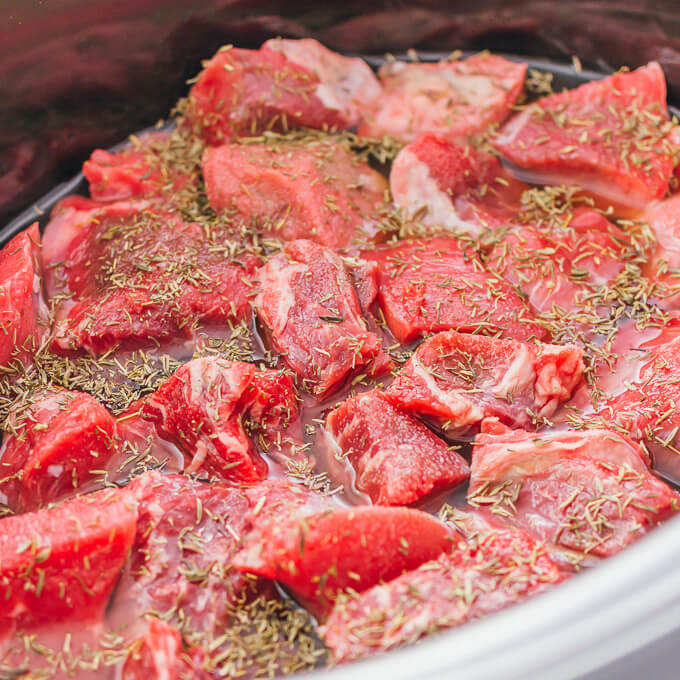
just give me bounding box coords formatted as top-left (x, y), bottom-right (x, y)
top-left (597, 328), bottom-right (680, 476)
top-left (468, 422), bottom-right (679, 557)
top-left (361, 236), bottom-right (547, 343)
top-left (385, 331), bottom-right (583, 434)
top-left (639, 195), bottom-right (680, 308)
top-left (0, 223), bottom-right (47, 367)
top-left (243, 369), bottom-right (303, 461)
top-left (122, 619), bottom-right (209, 680)
top-left (486, 208), bottom-right (628, 321)
top-left (359, 54), bottom-right (526, 144)
top-left (321, 523), bottom-right (562, 662)
top-left (263, 38), bottom-right (382, 126)
top-left (43, 195), bottom-right (260, 354)
top-left (390, 135), bottom-right (527, 236)
top-left (494, 62), bottom-right (677, 209)
top-left (324, 390), bottom-right (469, 505)
top-left (83, 132), bottom-right (194, 203)
top-left (0, 388), bottom-right (121, 512)
top-left (0, 486), bottom-right (137, 632)
top-left (123, 472), bottom-right (254, 636)
top-left (136, 358), bottom-right (267, 482)
top-left (233, 504), bottom-right (454, 616)
top-left (203, 136), bottom-right (388, 249)
top-left (186, 41), bottom-right (376, 144)
top-left (255, 240), bottom-right (392, 399)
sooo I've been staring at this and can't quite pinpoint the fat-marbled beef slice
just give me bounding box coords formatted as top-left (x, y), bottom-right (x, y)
top-left (255, 239), bottom-right (392, 399)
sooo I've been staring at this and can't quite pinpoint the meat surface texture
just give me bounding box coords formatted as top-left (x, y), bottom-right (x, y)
top-left (42, 195), bottom-right (260, 354)
top-left (123, 472), bottom-right (254, 636)
top-left (186, 43), bottom-right (372, 144)
top-left (359, 54), bottom-right (526, 143)
top-left (325, 389), bottom-right (470, 505)
top-left (135, 358), bottom-right (268, 482)
top-left (469, 423), bottom-right (679, 557)
top-left (0, 223), bottom-right (47, 367)
top-left (255, 239), bottom-right (392, 399)
top-left (321, 522), bottom-right (562, 662)
top-left (494, 62), bottom-right (676, 209)
top-left (122, 618), bottom-right (209, 680)
top-left (361, 236), bottom-right (547, 343)
top-left (390, 135), bottom-right (526, 236)
top-left (486, 208), bottom-right (628, 322)
top-left (0, 486), bottom-right (137, 633)
top-left (203, 136), bottom-right (388, 249)
top-left (0, 388), bottom-right (120, 512)
top-left (386, 330), bottom-right (583, 434)
top-left (233, 503), bottom-right (454, 617)
top-left (83, 132), bottom-right (193, 203)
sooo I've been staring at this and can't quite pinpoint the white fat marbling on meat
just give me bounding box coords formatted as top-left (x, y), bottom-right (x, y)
top-left (390, 149), bottom-right (484, 236)
top-left (491, 345), bottom-right (535, 401)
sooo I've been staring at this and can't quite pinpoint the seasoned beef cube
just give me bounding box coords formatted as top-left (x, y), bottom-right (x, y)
top-left (386, 331), bottom-right (583, 434)
top-left (0, 485), bottom-right (137, 633)
top-left (486, 208), bottom-right (628, 322)
top-left (0, 388), bottom-right (120, 512)
top-left (324, 390), bottom-right (469, 505)
top-left (390, 135), bottom-right (526, 236)
top-left (0, 223), bottom-right (47, 368)
top-left (361, 236), bottom-right (547, 343)
top-left (243, 369), bottom-right (303, 462)
top-left (255, 240), bottom-right (392, 399)
top-left (122, 618), bottom-right (209, 680)
top-left (639, 195), bottom-right (680, 308)
top-left (494, 62), bottom-right (677, 210)
top-left (43, 196), bottom-right (260, 354)
top-left (123, 472), bottom-right (254, 636)
top-left (321, 523), bottom-right (562, 662)
top-left (468, 422), bottom-right (679, 557)
top-left (596, 328), bottom-right (680, 478)
top-left (83, 131), bottom-right (195, 203)
top-left (263, 38), bottom-right (382, 126)
top-left (186, 43), bottom-right (368, 144)
top-left (233, 503), bottom-right (454, 617)
top-left (359, 54), bottom-right (526, 144)
top-left (136, 358), bottom-right (267, 483)
top-left (203, 136), bottom-right (388, 249)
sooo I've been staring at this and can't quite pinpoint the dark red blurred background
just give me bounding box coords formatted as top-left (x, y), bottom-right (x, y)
top-left (3, 1), bottom-right (680, 226)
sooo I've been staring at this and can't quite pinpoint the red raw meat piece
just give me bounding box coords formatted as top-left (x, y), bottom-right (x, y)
top-left (361, 236), bottom-right (547, 343)
top-left (255, 239), bottom-right (392, 399)
top-left (124, 472), bottom-right (254, 635)
top-left (0, 387), bottom-right (120, 512)
top-left (263, 39), bottom-right (382, 127)
top-left (494, 62), bottom-right (676, 210)
top-left (203, 136), bottom-right (388, 249)
top-left (385, 330), bottom-right (583, 434)
top-left (390, 135), bottom-right (528, 235)
top-left (42, 195), bottom-right (260, 354)
top-left (324, 390), bottom-right (469, 505)
top-left (122, 619), bottom-right (209, 680)
top-left (186, 44), bottom-right (357, 145)
top-left (486, 208), bottom-right (628, 321)
top-left (469, 422), bottom-right (679, 557)
top-left (138, 358), bottom-right (267, 482)
top-left (0, 485), bottom-right (137, 632)
top-left (243, 479), bottom-right (330, 525)
top-left (0, 223), bottom-right (47, 368)
top-left (639, 195), bottom-right (680, 308)
top-left (83, 132), bottom-right (193, 203)
top-left (358, 54), bottom-right (526, 144)
top-left (346, 257), bottom-right (380, 316)
top-left (321, 521), bottom-right (562, 662)
top-left (596, 326), bottom-right (680, 478)
top-left (233, 504), bottom-right (454, 616)
top-left (243, 369), bottom-right (303, 461)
